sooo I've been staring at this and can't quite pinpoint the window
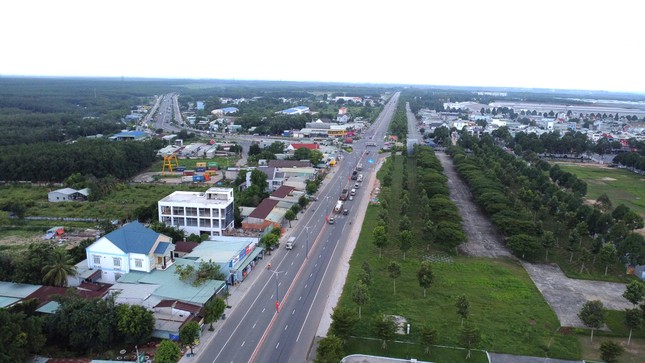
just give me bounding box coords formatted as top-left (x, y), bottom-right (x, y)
top-left (199, 208), bottom-right (210, 217)
top-left (93, 255), bottom-right (101, 265)
top-left (186, 207), bottom-right (197, 216)
top-left (135, 259), bottom-right (143, 268)
top-left (199, 218), bottom-right (211, 228)
top-left (113, 257), bottom-right (121, 267)
top-left (186, 217), bottom-right (198, 227)
top-left (172, 206), bottom-right (184, 215)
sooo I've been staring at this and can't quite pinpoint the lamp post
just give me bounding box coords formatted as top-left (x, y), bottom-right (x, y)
top-left (304, 225), bottom-right (312, 258)
top-left (269, 269), bottom-right (282, 313)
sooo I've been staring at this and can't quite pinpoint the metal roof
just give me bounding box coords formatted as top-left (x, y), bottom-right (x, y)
top-left (103, 221), bottom-right (163, 254)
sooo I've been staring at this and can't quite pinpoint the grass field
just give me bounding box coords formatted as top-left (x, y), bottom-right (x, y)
top-left (333, 153), bottom-right (581, 361)
top-left (0, 183), bottom-right (207, 220)
top-left (558, 163), bottom-right (645, 216)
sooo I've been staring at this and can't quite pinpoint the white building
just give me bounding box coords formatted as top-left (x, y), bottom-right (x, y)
top-left (158, 187), bottom-right (235, 237)
top-left (48, 188), bottom-right (90, 202)
top-left (85, 222), bottom-right (175, 283)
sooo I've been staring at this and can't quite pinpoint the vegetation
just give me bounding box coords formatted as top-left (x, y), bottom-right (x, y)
top-left (333, 148), bottom-right (580, 360)
top-left (155, 340), bottom-right (181, 363)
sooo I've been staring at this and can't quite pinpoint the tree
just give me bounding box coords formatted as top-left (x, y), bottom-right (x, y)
top-left (567, 229), bottom-right (580, 263)
top-left (41, 247), bottom-right (77, 287)
top-left (578, 300), bottom-right (605, 342)
top-left (422, 220), bottom-right (436, 250)
top-left (399, 230), bottom-right (412, 259)
top-left (204, 298), bottom-right (226, 331)
top-left (314, 334), bottom-right (345, 363)
top-left (117, 304), bottom-right (154, 346)
top-left (387, 261), bottom-right (401, 295)
top-left (599, 341), bottom-right (624, 363)
top-left (595, 193), bottom-right (613, 212)
top-left (15, 242), bottom-right (54, 285)
top-left (455, 294), bottom-right (469, 326)
top-left (417, 261), bottom-right (434, 298)
top-left (260, 233), bottom-right (279, 254)
top-left (155, 340), bottom-right (181, 363)
top-left (459, 322), bottom-right (481, 359)
top-left (624, 308), bottom-right (643, 345)
top-left (622, 280), bottom-right (645, 306)
top-left (419, 325), bottom-right (438, 354)
top-left (542, 231), bottom-right (556, 262)
top-left (372, 314), bottom-right (398, 349)
top-left (506, 234), bottom-right (540, 260)
top-left (284, 210), bottom-right (296, 227)
top-left (329, 307), bottom-right (358, 342)
top-left (0, 309), bottom-right (45, 362)
top-left (600, 243), bottom-right (617, 275)
top-left (180, 321), bottom-right (200, 356)
top-left (351, 282), bottom-right (369, 319)
top-left (298, 195), bottom-right (308, 210)
top-left (372, 225), bottom-right (388, 257)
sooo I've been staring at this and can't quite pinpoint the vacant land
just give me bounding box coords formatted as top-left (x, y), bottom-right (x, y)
top-left (558, 164), bottom-right (645, 216)
top-left (335, 154), bottom-right (581, 361)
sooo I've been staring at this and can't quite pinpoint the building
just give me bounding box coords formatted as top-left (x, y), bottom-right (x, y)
top-left (109, 131), bottom-right (149, 141)
top-left (268, 160), bottom-right (312, 168)
top-left (286, 143), bottom-right (320, 152)
top-left (85, 222), bottom-right (175, 283)
top-left (242, 198), bottom-right (280, 231)
top-left (158, 187), bottom-right (235, 237)
top-left (211, 107), bottom-right (239, 116)
top-left (278, 106), bottom-right (310, 115)
top-left (47, 187), bottom-right (90, 202)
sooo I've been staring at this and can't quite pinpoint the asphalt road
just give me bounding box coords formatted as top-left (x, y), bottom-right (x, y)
top-left (194, 92), bottom-right (399, 363)
top-left (152, 93), bottom-right (181, 133)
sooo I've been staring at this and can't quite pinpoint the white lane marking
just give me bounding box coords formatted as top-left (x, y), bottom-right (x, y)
top-left (299, 296), bottom-right (302, 301)
top-left (276, 343), bottom-right (280, 349)
top-left (241, 341), bottom-right (245, 347)
top-left (252, 322), bottom-right (257, 329)
top-left (262, 307), bottom-right (266, 313)
top-left (284, 325), bottom-right (288, 331)
top-left (292, 309), bottom-right (296, 315)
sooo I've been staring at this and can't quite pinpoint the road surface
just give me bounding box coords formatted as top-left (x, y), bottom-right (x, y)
top-left (192, 92), bottom-right (399, 363)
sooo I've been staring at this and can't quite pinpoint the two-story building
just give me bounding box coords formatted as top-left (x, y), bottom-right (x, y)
top-left (85, 222), bottom-right (175, 283)
top-left (158, 187), bottom-right (235, 237)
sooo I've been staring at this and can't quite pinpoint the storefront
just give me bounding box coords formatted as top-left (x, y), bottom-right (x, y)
top-left (229, 246), bottom-right (265, 285)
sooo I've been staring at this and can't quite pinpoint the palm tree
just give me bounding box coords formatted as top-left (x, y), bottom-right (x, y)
top-left (42, 247), bottom-right (77, 287)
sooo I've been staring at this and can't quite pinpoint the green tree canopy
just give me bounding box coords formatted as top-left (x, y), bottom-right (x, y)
top-left (117, 304), bottom-right (155, 346)
top-left (155, 340), bottom-right (181, 363)
top-left (578, 300), bottom-right (605, 342)
top-left (204, 298), bottom-right (226, 331)
top-left (314, 334), bottom-right (345, 363)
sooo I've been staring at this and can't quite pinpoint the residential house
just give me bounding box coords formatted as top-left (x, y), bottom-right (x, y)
top-left (85, 222), bottom-right (175, 283)
top-left (242, 199), bottom-right (281, 231)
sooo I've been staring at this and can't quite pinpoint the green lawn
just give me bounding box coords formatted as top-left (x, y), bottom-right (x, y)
top-left (344, 337), bottom-right (488, 363)
top-left (558, 164), bottom-right (645, 216)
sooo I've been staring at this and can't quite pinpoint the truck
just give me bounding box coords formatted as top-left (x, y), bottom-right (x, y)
top-left (340, 189), bottom-right (349, 201)
top-left (286, 236), bottom-right (296, 250)
top-left (334, 200), bottom-right (344, 213)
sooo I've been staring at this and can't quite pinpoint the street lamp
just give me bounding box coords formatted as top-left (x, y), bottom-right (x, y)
top-left (304, 225), bottom-right (312, 258)
top-left (269, 270), bottom-right (283, 313)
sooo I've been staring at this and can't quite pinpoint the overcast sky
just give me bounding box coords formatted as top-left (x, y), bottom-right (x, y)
top-left (1, 0), bottom-right (643, 93)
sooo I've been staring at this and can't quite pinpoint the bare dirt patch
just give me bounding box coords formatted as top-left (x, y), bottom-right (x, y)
top-left (600, 177), bottom-right (617, 181)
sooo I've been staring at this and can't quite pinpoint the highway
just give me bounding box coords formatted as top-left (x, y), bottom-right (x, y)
top-left (151, 93), bottom-right (181, 133)
top-left (194, 92), bottom-right (400, 363)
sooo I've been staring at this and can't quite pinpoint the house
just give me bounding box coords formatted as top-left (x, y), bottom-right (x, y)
top-left (256, 166), bottom-right (285, 191)
top-left (286, 143), bottom-right (320, 153)
top-left (336, 114), bottom-right (350, 123)
top-left (211, 107), bottom-right (239, 116)
top-left (173, 241), bottom-right (200, 258)
top-left (0, 281), bottom-right (41, 309)
top-left (242, 199), bottom-right (281, 231)
top-left (158, 187), bottom-right (235, 237)
top-left (48, 188), bottom-right (90, 202)
top-left (280, 167), bottom-right (317, 181)
top-left (152, 299), bottom-right (203, 339)
top-left (85, 222), bottom-right (175, 283)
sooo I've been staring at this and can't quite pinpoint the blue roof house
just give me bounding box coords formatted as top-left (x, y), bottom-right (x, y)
top-left (86, 222), bottom-right (175, 283)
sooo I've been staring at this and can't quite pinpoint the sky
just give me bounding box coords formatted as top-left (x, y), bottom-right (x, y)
top-left (1, 0), bottom-right (644, 93)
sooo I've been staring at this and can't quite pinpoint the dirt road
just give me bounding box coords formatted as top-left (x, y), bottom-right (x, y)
top-left (435, 151), bottom-right (630, 328)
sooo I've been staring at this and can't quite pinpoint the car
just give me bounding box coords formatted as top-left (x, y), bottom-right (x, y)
top-left (366, 151), bottom-right (370, 154)
top-left (348, 195), bottom-right (354, 201)
top-left (328, 217), bottom-right (335, 224)
top-left (354, 183), bottom-right (360, 189)
top-left (342, 209), bottom-right (349, 215)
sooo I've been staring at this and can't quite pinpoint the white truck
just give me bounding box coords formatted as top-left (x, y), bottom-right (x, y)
top-left (334, 200), bottom-right (344, 213)
top-left (286, 236), bottom-right (296, 250)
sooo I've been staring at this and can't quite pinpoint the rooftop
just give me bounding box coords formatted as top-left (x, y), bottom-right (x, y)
top-left (100, 221), bottom-right (167, 255)
top-left (159, 188), bottom-right (233, 205)
top-left (248, 199), bottom-right (279, 219)
top-left (183, 237), bottom-right (257, 263)
top-left (271, 185), bottom-right (295, 199)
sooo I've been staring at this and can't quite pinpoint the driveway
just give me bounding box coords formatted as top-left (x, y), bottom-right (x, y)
top-left (435, 151), bottom-right (630, 328)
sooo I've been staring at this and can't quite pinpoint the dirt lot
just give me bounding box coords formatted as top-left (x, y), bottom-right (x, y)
top-left (435, 151), bottom-right (630, 329)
